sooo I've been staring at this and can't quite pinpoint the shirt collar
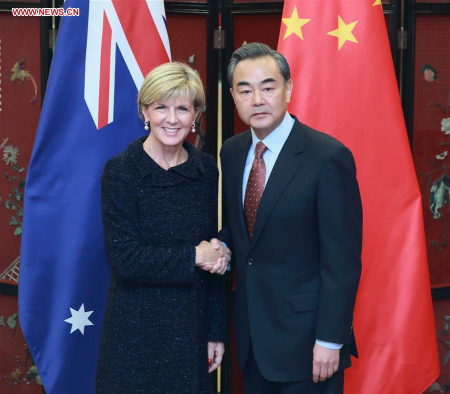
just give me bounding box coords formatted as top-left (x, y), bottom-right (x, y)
top-left (250, 112), bottom-right (294, 156)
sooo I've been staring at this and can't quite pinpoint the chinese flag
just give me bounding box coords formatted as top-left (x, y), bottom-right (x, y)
top-left (278, 1), bottom-right (439, 392)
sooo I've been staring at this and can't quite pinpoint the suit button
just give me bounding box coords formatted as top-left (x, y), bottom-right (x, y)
top-left (248, 259), bottom-right (254, 266)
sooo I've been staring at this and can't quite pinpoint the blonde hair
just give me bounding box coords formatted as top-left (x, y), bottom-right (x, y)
top-left (137, 62), bottom-right (205, 121)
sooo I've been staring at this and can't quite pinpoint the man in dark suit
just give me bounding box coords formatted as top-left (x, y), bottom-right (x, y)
top-left (216, 43), bottom-right (362, 394)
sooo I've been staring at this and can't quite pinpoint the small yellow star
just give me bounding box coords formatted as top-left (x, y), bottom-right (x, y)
top-left (373, 0), bottom-right (382, 5)
top-left (282, 6), bottom-right (311, 40)
top-left (327, 15), bottom-right (358, 50)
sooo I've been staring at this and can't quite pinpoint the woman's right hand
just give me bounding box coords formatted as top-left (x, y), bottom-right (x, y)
top-left (195, 239), bottom-right (231, 275)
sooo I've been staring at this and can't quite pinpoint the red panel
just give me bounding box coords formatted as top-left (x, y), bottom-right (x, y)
top-left (0, 14), bottom-right (41, 281)
top-left (432, 299), bottom-right (450, 391)
top-left (10, 0), bottom-right (41, 3)
top-left (0, 295), bottom-right (43, 392)
top-left (232, 13), bottom-right (282, 135)
top-left (0, 14), bottom-right (42, 393)
top-left (165, 13), bottom-right (209, 146)
top-left (165, 0), bottom-right (207, 3)
top-left (412, 15), bottom-right (450, 287)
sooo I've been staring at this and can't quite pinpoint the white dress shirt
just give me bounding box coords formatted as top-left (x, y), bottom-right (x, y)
top-left (242, 112), bottom-right (342, 351)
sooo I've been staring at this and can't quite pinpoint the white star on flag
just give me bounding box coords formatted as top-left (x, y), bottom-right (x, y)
top-left (64, 303), bottom-right (94, 335)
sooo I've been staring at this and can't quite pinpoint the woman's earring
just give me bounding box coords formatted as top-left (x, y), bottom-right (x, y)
top-left (144, 121), bottom-right (150, 131)
top-left (191, 124), bottom-right (196, 133)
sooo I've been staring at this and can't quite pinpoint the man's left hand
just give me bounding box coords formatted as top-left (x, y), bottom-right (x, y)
top-left (312, 344), bottom-right (339, 383)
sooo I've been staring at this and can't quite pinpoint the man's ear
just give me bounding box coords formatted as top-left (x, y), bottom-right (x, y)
top-left (230, 88), bottom-right (237, 104)
top-left (286, 80), bottom-right (293, 103)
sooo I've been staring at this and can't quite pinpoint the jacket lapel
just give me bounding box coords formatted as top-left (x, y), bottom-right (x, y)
top-left (230, 132), bottom-right (252, 249)
top-left (249, 120), bottom-right (305, 253)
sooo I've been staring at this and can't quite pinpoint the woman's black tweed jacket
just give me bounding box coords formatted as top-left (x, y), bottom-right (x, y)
top-left (96, 136), bottom-right (226, 394)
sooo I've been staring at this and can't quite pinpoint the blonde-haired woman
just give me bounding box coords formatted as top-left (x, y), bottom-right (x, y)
top-left (96, 62), bottom-right (229, 393)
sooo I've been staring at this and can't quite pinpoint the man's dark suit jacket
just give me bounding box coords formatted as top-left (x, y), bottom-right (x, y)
top-left (219, 116), bottom-right (362, 382)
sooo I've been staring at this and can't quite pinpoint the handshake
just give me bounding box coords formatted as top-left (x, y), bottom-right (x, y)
top-left (195, 238), bottom-right (231, 275)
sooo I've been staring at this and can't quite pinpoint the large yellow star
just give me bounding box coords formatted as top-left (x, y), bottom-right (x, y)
top-left (282, 6), bottom-right (311, 40)
top-left (327, 15), bottom-right (358, 50)
top-left (373, 0), bottom-right (382, 5)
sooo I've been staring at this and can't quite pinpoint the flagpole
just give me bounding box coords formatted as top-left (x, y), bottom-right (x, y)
top-left (399, 0), bottom-right (405, 99)
top-left (216, 56), bottom-right (223, 394)
top-left (216, 22), bottom-right (223, 393)
top-left (217, 86), bottom-right (223, 231)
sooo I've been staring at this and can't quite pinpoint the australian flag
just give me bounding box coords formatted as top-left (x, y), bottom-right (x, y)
top-left (19, 1), bottom-right (170, 392)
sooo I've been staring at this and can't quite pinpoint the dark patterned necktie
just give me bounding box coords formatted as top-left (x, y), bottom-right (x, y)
top-left (244, 141), bottom-right (268, 238)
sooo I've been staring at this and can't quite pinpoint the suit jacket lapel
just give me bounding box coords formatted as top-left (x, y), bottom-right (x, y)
top-left (230, 131), bottom-right (252, 249)
top-left (249, 120), bottom-right (305, 252)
